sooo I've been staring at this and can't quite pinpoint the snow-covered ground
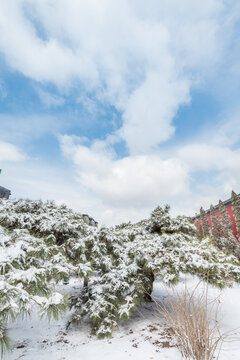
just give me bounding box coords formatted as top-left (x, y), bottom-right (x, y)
top-left (7, 275), bottom-right (240, 360)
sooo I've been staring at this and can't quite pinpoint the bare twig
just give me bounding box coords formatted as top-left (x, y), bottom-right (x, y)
top-left (154, 280), bottom-right (237, 360)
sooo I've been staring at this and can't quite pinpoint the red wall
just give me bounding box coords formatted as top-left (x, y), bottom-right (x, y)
top-left (195, 205), bottom-right (239, 241)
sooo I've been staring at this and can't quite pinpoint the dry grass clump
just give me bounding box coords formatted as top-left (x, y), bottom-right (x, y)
top-left (156, 281), bottom-right (225, 360)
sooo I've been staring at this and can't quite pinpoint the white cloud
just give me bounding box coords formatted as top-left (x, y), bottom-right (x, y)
top-left (59, 123), bottom-right (239, 223)
top-left (59, 133), bottom-right (240, 223)
top-left (0, 1), bottom-right (239, 223)
top-left (0, 140), bottom-right (25, 162)
top-left (176, 138), bottom-right (240, 212)
top-left (0, 0), bottom-right (238, 153)
top-left (212, 113), bottom-right (240, 147)
top-left (121, 71), bottom-right (190, 153)
top-left (60, 135), bottom-right (190, 208)
top-left (178, 144), bottom-right (240, 172)
top-left (0, 158), bottom-right (157, 225)
top-left (0, 114), bottom-right (65, 143)
top-left (1, 132), bottom-right (238, 226)
top-left (0, 81), bottom-right (7, 99)
top-left (36, 88), bottom-right (65, 108)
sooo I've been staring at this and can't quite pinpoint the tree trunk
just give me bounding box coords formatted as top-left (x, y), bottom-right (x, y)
top-left (83, 277), bottom-right (88, 288)
top-left (143, 271), bottom-right (155, 302)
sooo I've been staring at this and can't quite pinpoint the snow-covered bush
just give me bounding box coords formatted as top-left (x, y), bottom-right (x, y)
top-left (0, 199), bottom-right (96, 354)
top-left (1, 199), bottom-right (240, 347)
top-left (200, 207), bottom-right (210, 238)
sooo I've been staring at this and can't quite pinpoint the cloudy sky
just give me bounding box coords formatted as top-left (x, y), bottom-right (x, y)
top-left (0, 0), bottom-right (240, 225)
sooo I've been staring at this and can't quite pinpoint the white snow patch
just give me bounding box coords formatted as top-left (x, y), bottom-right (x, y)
top-left (7, 276), bottom-right (240, 360)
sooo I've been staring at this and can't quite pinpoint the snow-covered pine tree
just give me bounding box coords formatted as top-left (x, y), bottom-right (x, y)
top-left (218, 200), bottom-right (233, 238)
top-left (218, 200), bottom-right (240, 259)
top-left (200, 207), bottom-right (210, 238)
top-left (231, 190), bottom-right (240, 236)
top-left (0, 199), bottom-right (95, 354)
top-left (210, 205), bottom-right (221, 247)
top-left (69, 205), bottom-right (240, 337)
top-left (1, 199), bottom-right (240, 345)
top-left (194, 219), bottom-right (202, 239)
top-left (147, 205), bottom-right (171, 233)
top-left (0, 226), bottom-right (69, 355)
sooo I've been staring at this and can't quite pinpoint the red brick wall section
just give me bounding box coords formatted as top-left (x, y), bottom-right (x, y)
top-left (196, 205), bottom-right (240, 241)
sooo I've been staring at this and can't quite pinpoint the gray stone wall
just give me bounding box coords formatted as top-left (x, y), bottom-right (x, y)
top-left (0, 186), bottom-right (11, 199)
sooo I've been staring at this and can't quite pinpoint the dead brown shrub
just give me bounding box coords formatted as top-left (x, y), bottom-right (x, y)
top-left (156, 281), bottom-right (226, 360)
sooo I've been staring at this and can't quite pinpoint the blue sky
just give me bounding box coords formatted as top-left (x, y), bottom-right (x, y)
top-left (0, 0), bottom-right (240, 224)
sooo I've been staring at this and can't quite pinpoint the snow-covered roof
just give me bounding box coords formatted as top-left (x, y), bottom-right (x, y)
top-left (192, 193), bottom-right (240, 221)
